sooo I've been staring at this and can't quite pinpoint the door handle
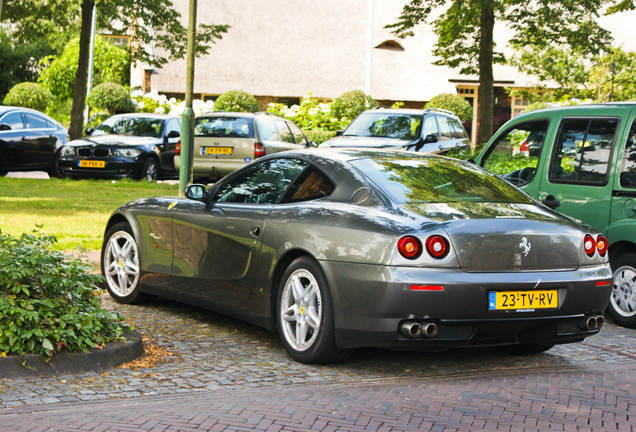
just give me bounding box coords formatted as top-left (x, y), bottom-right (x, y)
top-left (250, 227), bottom-right (261, 237)
top-left (541, 194), bottom-right (560, 210)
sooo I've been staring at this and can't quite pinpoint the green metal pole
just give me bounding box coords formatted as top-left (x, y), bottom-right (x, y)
top-left (179, 0), bottom-right (197, 197)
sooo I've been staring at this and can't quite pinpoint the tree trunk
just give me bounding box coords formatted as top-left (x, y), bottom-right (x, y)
top-left (69, 0), bottom-right (95, 140)
top-left (477, 1), bottom-right (495, 144)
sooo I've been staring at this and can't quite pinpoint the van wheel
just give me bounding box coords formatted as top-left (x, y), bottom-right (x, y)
top-left (608, 253), bottom-right (636, 328)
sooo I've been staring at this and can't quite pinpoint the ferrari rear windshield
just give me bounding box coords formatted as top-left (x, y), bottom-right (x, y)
top-left (350, 156), bottom-right (533, 205)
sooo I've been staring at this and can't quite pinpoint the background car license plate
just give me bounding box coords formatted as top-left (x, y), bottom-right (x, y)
top-left (78, 160), bottom-right (105, 168)
top-left (489, 290), bottom-right (557, 310)
top-left (202, 146), bottom-right (232, 155)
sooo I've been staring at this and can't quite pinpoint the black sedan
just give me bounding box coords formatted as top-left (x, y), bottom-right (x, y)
top-left (101, 149), bottom-right (612, 364)
top-left (0, 106), bottom-right (69, 178)
top-left (58, 114), bottom-right (181, 181)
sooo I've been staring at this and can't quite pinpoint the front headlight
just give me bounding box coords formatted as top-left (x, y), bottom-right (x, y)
top-left (60, 146), bottom-right (75, 157)
top-left (114, 148), bottom-right (143, 158)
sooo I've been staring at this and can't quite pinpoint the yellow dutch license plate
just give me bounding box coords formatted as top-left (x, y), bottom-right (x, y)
top-left (202, 146), bottom-right (232, 155)
top-left (78, 160), bottom-right (105, 168)
top-left (489, 290), bottom-right (558, 310)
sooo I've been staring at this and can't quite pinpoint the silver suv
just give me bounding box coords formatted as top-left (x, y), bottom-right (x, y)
top-left (320, 108), bottom-right (469, 154)
top-left (175, 112), bottom-right (309, 181)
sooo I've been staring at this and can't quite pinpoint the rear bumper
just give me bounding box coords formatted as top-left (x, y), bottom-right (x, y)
top-left (175, 155), bottom-right (246, 179)
top-left (320, 261), bottom-right (612, 350)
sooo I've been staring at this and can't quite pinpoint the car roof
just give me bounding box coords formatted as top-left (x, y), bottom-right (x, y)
top-left (360, 108), bottom-right (460, 118)
top-left (195, 112), bottom-right (284, 119)
top-left (0, 105), bottom-right (46, 116)
top-left (268, 147), bottom-right (445, 165)
top-left (110, 113), bottom-right (180, 120)
top-left (510, 101), bottom-right (636, 120)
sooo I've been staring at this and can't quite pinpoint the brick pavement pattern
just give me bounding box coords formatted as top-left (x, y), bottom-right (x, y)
top-left (1, 365), bottom-right (635, 431)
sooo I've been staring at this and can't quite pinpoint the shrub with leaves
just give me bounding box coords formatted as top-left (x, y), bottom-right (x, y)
top-left (0, 229), bottom-right (130, 358)
top-left (214, 90), bottom-right (260, 113)
top-left (424, 93), bottom-right (473, 121)
top-left (87, 83), bottom-right (135, 115)
top-left (330, 90), bottom-right (378, 123)
top-left (3, 82), bottom-right (54, 112)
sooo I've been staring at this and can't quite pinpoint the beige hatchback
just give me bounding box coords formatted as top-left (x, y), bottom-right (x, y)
top-left (175, 112), bottom-right (310, 181)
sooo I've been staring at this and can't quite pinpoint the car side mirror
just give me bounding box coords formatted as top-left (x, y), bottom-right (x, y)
top-left (167, 130), bottom-right (180, 138)
top-left (185, 184), bottom-right (207, 201)
top-left (0, 123), bottom-right (11, 131)
top-left (85, 127), bottom-right (94, 136)
top-left (423, 133), bottom-right (438, 144)
top-left (335, 130), bottom-right (344, 137)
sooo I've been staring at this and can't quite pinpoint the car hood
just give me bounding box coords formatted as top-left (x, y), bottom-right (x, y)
top-left (67, 135), bottom-right (160, 147)
top-left (321, 136), bottom-right (412, 148)
top-left (405, 202), bottom-right (584, 272)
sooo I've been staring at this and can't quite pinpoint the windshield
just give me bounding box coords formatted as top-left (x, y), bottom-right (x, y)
top-left (92, 117), bottom-right (165, 138)
top-left (343, 113), bottom-right (422, 140)
top-left (194, 117), bottom-right (254, 138)
top-left (350, 156), bottom-right (533, 205)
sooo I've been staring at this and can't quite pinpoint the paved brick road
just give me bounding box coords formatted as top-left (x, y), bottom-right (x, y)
top-left (1, 365), bottom-right (635, 431)
top-left (1, 291), bottom-right (635, 430)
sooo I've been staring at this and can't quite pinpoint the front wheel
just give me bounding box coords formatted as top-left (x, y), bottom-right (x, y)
top-left (608, 253), bottom-right (636, 328)
top-left (101, 222), bottom-right (152, 304)
top-left (140, 158), bottom-right (157, 182)
top-left (277, 257), bottom-right (349, 364)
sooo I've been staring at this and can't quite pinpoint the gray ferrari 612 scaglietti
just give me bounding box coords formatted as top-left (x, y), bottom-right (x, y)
top-left (101, 149), bottom-right (612, 364)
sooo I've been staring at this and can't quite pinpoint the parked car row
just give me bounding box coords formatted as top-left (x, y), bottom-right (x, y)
top-left (1, 106), bottom-right (468, 182)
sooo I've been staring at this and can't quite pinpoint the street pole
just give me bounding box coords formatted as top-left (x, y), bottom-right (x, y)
top-left (179, 0), bottom-right (197, 197)
top-left (84, 4), bottom-right (97, 124)
top-left (365, 0), bottom-right (373, 96)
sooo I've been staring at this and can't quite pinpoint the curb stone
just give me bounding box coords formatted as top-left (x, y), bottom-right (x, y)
top-left (0, 331), bottom-right (143, 378)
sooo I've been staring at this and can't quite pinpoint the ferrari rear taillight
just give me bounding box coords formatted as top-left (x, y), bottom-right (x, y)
top-left (176, 140), bottom-right (181, 156)
top-left (584, 234), bottom-right (596, 257)
top-left (596, 235), bottom-right (608, 256)
top-left (254, 142), bottom-right (266, 159)
top-left (398, 236), bottom-right (421, 259)
top-left (426, 235), bottom-right (448, 259)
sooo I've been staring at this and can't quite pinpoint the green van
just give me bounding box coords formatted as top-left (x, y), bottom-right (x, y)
top-left (476, 102), bottom-right (636, 328)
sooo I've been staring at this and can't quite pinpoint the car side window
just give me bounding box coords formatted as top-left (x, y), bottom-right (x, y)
top-left (620, 120), bottom-right (636, 188)
top-left (286, 121), bottom-right (308, 145)
top-left (421, 115), bottom-right (438, 138)
top-left (549, 118), bottom-right (617, 184)
top-left (275, 120), bottom-right (294, 143)
top-left (214, 158), bottom-right (308, 204)
top-left (25, 113), bottom-right (49, 129)
top-left (481, 120), bottom-right (549, 186)
top-left (436, 116), bottom-right (453, 140)
top-left (165, 119), bottom-right (180, 136)
top-left (449, 117), bottom-right (467, 139)
top-left (256, 119), bottom-right (281, 141)
top-left (1, 112), bottom-right (25, 130)
top-left (284, 166), bottom-right (335, 203)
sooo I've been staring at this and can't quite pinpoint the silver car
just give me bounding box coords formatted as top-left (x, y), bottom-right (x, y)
top-left (102, 149), bottom-right (611, 364)
top-left (175, 112), bottom-right (309, 181)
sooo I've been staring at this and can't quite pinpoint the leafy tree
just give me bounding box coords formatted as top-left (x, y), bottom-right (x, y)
top-left (386, 0), bottom-right (612, 144)
top-left (510, 45), bottom-right (636, 102)
top-left (3, 0), bottom-right (230, 140)
top-left (38, 35), bottom-right (130, 102)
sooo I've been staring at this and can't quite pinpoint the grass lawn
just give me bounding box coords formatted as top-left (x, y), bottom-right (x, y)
top-left (0, 177), bottom-right (179, 251)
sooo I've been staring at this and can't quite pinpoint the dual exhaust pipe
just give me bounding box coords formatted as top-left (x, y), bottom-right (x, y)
top-left (579, 314), bottom-right (605, 331)
top-left (399, 320), bottom-right (437, 338)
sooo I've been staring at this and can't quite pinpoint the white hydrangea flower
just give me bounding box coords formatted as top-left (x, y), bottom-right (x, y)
top-left (169, 97), bottom-right (177, 104)
top-left (155, 107), bottom-right (165, 114)
top-left (308, 107), bottom-right (319, 117)
top-left (290, 104), bottom-right (300, 112)
top-left (131, 99), bottom-right (137, 105)
top-left (137, 101), bottom-right (145, 109)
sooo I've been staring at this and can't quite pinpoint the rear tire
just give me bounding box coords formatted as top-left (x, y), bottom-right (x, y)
top-left (101, 222), bottom-right (153, 304)
top-left (498, 343), bottom-right (554, 355)
top-left (608, 253), bottom-right (636, 328)
top-left (277, 257), bottom-right (350, 364)
top-left (47, 152), bottom-right (63, 179)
